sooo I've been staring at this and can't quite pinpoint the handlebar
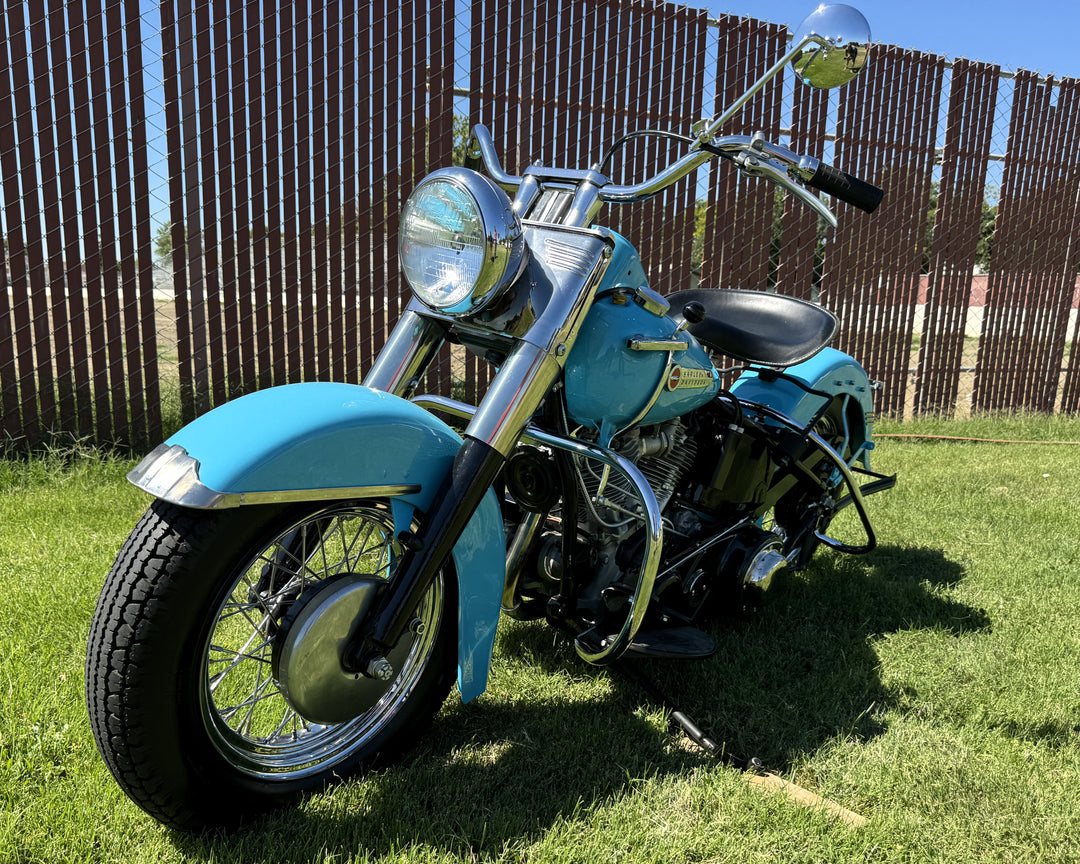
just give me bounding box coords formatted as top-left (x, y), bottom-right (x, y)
top-left (805, 162), bottom-right (883, 213)
top-left (464, 124), bottom-right (521, 190)
top-left (701, 132), bottom-right (883, 214)
top-left (465, 125), bottom-right (720, 204)
top-left (597, 148), bottom-right (715, 203)
top-left (464, 125), bottom-right (882, 222)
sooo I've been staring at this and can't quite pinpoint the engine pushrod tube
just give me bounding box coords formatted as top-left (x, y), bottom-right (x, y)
top-left (412, 393), bottom-right (663, 665)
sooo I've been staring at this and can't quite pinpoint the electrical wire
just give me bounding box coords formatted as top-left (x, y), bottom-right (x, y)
top-left (875, 433), bottom-right (1080, 445)
top-left (597, 130), bottom-right (696, 173)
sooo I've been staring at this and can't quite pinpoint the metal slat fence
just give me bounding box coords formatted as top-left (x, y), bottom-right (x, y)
top-left (827, 46), bottom-right (945, 414)
top-left (915, 59), bottom-right (999, 415)
top-left (159, 0), bottom-right (457, 422)
top-left (2, 0), bottom-right (1080, 450)
top-left (976, 74), bottom-right (1080, 412)
top-left (1, 1), bottom-right (160, 448)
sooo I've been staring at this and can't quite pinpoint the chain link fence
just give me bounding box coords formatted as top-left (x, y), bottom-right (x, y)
top-left (3, 1), bottom-right (1079, 450)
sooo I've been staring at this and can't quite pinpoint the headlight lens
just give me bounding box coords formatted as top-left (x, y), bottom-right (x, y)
top-left (399, 167), bottom-right (526, 315)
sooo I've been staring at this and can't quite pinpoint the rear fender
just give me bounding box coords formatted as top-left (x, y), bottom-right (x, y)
top-left (128, 382), bottom-right (504, 702)
top-left (729, 347), bottom-right (876, 468)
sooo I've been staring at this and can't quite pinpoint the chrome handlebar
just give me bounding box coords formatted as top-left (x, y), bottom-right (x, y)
top-left (465, 124), bottom-right (522, 192)
top-left (461, 14), bottom-right (882, 226)
top-left (465, 124), bottom-right (838, 228)
top-left (599, 132), bottom-right (837, 227)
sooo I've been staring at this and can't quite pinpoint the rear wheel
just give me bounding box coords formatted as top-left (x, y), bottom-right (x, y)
top-left (86, 499), bottom-right (455, 831)
top-left (773, 403), bottom-right (855, 567)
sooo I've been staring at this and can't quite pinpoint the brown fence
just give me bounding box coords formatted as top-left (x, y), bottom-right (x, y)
top-left (157, 0), bottom-right (458, 421)
top-left (1, 2), bottom-right (160, 448)
top-left (3, 0), bottom-right (1080, 451)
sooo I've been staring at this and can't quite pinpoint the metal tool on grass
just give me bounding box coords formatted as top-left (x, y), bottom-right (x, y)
top-left (614, 658), bottom-right (869, 828)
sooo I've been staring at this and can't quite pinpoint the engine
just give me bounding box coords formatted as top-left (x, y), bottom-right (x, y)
top-left (506, 399), bottom-right (804, 631)
top-left (579, 418), bottom-right (697, 533)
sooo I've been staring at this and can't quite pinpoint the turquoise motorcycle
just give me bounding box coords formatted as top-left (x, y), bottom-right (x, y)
top-left (86, 4), bottom-right (891, 830)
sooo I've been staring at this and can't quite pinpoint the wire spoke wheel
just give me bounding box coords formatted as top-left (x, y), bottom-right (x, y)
top-left (200, 503), bottom-right (442, 778)
top-left (86, 498), bottom-right (456, 830)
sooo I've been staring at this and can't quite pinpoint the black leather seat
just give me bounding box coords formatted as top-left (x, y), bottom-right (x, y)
top-left (667, 288), bottom-right (838, 367)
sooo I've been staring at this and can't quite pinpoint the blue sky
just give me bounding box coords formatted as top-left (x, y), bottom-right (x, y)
top-left (712, 1), bottom-right (1078, 78)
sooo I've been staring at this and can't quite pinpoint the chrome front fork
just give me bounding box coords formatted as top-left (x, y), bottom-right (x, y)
top-left (364, 310), bottom-right (445, 398)
top-left (366, 310), bottom-right (561, 458)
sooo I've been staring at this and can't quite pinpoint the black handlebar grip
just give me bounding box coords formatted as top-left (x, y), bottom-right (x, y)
top-left (808, 162), bottom-right (884, 214)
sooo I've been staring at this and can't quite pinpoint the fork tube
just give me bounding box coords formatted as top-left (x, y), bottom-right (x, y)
top-left (464, 341), bottom-right (562, 456)
top-left (347, 434), bottom-right (507, 671)
top-left (350, 339), bottom-right (562, 669)
top-left (364, 309), bottom-right (446, 396)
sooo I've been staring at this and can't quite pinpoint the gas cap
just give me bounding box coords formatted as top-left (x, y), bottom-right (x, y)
top-left (633, 286), bottom-right (669, 317)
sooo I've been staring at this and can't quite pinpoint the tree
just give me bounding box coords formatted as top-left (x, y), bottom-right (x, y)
top-left (920, 182), bottom-right (998, 274)
top-left (691, 197), bottom-right (707, 275)
top-left (153, 221), bottom-right (173, 260)
top-left (975, 195), bottom-right (997, 272)
top-left (452, 113), bottom-right (470, 166)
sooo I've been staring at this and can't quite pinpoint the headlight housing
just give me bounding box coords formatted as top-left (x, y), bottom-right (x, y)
top-left (399, 167), bottom-right (527, 315)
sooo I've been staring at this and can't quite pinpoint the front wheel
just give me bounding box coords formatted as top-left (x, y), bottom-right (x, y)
top-left (85, 499), bottom-right (456, 831)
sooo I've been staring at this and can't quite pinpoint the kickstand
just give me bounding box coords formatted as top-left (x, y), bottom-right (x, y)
top-left (546, 613), bottom-right (868, 825)
top-left (545, 612), bottom-right (758, 768)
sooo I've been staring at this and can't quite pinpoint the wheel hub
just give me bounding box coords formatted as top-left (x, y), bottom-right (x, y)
top-left (272, 574), bottom-right (415, 724)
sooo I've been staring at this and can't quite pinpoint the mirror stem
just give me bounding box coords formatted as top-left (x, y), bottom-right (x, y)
top-left (694, 35), bottom-right (822, 146)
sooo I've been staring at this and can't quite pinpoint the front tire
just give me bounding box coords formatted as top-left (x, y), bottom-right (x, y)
top-left (86, 499), bottom-right (455, 831)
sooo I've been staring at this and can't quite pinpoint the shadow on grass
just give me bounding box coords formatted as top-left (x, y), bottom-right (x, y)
top-left (170, 543), bottom-right (987, 861)
top-left (641, 543), bottom-right (990, 765)
top-left (986, 718), bottom-right (1080, 749)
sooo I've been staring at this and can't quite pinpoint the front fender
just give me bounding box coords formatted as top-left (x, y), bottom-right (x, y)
top-left (129, 382), bottom-right (504, 703)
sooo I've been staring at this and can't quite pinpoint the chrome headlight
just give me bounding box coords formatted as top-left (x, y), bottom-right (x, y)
top-left (399, 167), bottom-right (526, 315)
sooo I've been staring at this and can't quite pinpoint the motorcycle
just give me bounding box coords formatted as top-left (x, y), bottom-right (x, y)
top-left (86, 4), bottom-right (892, 831)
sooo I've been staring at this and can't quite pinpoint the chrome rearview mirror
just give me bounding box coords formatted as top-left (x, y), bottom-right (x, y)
top-left (790, 4), bottom-right (871, 89)
top-left (693, 4), bottom-right (870, 144)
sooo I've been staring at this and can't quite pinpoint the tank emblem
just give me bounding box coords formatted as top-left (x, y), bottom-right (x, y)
top-left (666, 365), bottom-right (713, 391)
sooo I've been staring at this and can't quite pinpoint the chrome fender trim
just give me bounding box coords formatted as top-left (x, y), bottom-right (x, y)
top-left (128, 443), bottom-right (421, 510)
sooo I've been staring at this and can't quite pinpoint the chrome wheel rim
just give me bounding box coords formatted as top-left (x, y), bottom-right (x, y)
top-left (199, 502), bottom-right (443, 779)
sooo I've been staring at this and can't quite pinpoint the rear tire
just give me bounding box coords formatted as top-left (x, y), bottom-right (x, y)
top-left (85, 499), bottom-right (455, 831)
top-left (773, 402), bottom-right (855, 567)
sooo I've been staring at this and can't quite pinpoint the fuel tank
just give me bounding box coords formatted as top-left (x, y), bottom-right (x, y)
top-left (563, 286), bottom-right (720, 445)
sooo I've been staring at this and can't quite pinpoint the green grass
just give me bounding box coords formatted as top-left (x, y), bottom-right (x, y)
top-left (876, 410), bottom-right (1080, 441)
top-left (3, 418), bottom-right (1080, 862)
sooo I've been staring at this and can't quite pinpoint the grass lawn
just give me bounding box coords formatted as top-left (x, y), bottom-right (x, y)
top-left (2, 414), bottom-right (1080, 862)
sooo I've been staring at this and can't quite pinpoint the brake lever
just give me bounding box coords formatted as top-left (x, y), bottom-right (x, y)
top-left (732, 149), bottom-right (838, 230)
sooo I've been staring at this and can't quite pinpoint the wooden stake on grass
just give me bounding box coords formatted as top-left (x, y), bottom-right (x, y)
top-left (745, 772), bottom-right (868, 828)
